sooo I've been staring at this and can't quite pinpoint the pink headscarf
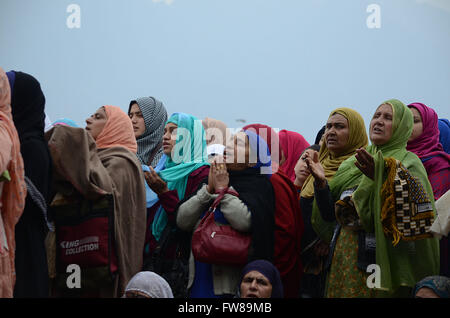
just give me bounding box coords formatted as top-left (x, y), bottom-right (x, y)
top-left (407, 103), bottom-right (450, 197)
top-left (95, 105), bottom-right (137, 153)
top-left (279, 130), bottom-right (310, 182)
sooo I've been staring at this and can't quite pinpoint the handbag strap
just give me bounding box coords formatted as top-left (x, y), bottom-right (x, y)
top-left (208, 187), bottom-right (239, 213)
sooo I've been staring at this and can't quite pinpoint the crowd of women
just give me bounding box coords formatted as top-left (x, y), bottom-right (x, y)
top-left (0, 67), bottom-right (449, 298)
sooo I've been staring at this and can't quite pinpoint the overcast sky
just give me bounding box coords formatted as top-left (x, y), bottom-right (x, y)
top-left (1, 0), bottom-right (449, 144)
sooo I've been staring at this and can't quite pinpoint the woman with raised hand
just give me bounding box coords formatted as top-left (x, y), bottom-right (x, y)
top-left (241, 123), bottom-right (303, 298)
top-left (298, 108), bottom-right (368, 298)
top-left (176, 128), bottom-right (275, 298)
top-left (46, 105), bottom-right (147, 297)
top-left (128, 97), bottom-right (168, 168)
top-left (141, 112), bottom-right (210, 297)
top-left (0, 68), bottom-right (27, 298)
top-left (309, 99), bottom-right (440, 297)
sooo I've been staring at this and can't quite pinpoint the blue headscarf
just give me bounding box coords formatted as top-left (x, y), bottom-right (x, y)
top-left (240, 260), bottom-right (284, 298)
top-left (51, 118), bottom-right (79, 128)
top-left (243, 129), bottom-right (272, 177)
top-left (438, 118), bottom-right (450, 154)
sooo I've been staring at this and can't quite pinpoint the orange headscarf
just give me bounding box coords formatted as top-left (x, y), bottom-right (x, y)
top-left (95, 105), bottom-right (137, 153)
top-left (0, 67), bottom-right (26, 297)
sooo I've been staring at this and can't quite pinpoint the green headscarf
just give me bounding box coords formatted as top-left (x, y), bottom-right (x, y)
top-left (313, 99), bottom-right (440, 296)
top-left (151, 112), bottom-right (210, 241)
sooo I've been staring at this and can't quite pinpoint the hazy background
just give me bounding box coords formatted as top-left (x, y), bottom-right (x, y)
top-left (1, 0), bottom-right (449, 144)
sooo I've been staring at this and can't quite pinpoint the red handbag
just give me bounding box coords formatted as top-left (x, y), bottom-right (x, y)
top-left (191, 187), bottom-right (251, 266)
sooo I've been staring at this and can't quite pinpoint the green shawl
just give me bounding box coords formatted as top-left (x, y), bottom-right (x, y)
top-left (152, 112), bottom-right (210, 240)
top-left (312, 99), bottom-right (440, 295)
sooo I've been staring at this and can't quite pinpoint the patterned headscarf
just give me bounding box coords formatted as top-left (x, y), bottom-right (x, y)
top-left (413, 276), bottom-right (450, 298)
top-left (129, 97), bottom-right (167, 167)
top-left (95, 105), bottom-right (137, 153)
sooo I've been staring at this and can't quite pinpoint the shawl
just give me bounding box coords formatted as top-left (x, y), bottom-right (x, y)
top-left (46, 125), bottom-right (147, 297)
top-left (123, 271), bottom-right (174, 298)
top-left (278, 129), bottom-right (310, 182)
top-left (313, 99), bottom-right (440, 295)
top-left (301, 107), bottom-right (368, 199)
top-left (0, 68), bottom-right (26, 298)
top-left (129, 97), bottom-right (167, 167)
top-left (151, 113), bottom-right (210, 241)
top-left (96, 106), bottom-right (137, 153)
top-left (406, 103), bottom-right (450, 199)
top-left (438, 118), bottom-right (450, 154)
top-left (240, 260), bottom-right (283, 298)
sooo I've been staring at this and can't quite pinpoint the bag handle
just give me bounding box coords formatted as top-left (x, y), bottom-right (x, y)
top-left (208, 187), bottom-right (239, 213)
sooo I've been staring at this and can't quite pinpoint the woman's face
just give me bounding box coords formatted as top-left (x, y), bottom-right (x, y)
top-left (129, 103), bottom-right (146, 138)
top-left (224, 131), bottom-right (253, 171)
top-left (85, 107), bottom-right (107, 140)
top-left (408, 107), bottom-right (423, 142)
top-left (294, 148), bottom-right (316, 186)
top-left (162, 122), bottom-right (178, 156)
top-left (240, 270), bottom-right (273, 298)
top-left (324, 113), bottom-right (349, 156)
top-left (369, 103), bottom-right (394, 146)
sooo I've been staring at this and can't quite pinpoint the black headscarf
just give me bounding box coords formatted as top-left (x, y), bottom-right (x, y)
top-left (8, 70), bottom-right (52, 297)
top-left (10, 71), bottom-right (52, 199)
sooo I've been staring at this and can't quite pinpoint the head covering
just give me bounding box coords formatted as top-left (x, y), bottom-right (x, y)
top-left (278, 130), bottom-right (310, 182)
top-left (438, 118), bottom-right (450, 154)
top-left (151, 113), bottom-right (210, 241)
top-left (0, 68), bottom-right (27, 296)
top-left (315, 125), bottom-right (326, 145)
top-left (301, 107), bottom-right (368, 199)
top-left (406, 103), bottom-right (450, 199)
top-left (243, 124), bottom-right (281, 172)
top-left (314, 99), bottom-right (439, 295)
top-left (51, 118), bottom-right (79, 128)
top-left (95, 105), bottom-right (137, 153)
top-left (202, 117), bottom-right (227, 146)
top-left (240, 260), bottom-right (284, 298)
top-left (129, 97), bottom-right (167, 167)
top-left (413, 276), bottom-right (450, 298)
top-left (243, 129), bottom-right (273, 176)
top-left (124, 271), bottom-right (174, 298)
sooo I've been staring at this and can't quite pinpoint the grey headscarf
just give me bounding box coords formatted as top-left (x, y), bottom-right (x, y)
top-left (129, 97), bottom-right (168, 167)
top-left (123, 271), bottom-right (174, 298)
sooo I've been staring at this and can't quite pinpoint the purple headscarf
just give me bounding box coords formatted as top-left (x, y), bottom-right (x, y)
top-left (407, 103), bottom-right (450, 198)
top-left (240, 260), bottom-right (283, 298)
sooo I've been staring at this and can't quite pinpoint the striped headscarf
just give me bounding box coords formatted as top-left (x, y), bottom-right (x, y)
top-left (129, 97), bottom-right (168, 167)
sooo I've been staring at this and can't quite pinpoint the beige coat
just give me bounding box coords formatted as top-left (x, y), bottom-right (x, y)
top-left (176, 184), bottom-right (251, 296)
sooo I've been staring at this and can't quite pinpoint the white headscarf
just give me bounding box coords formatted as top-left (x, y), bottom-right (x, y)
top-left (123, 271), bottom-right (174, 298)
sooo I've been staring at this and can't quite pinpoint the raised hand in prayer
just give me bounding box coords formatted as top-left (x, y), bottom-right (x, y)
top-left (304, 150), bottom-right (327, 189)
top-left (144, 166), bottom-right (169, 195)
top-left (354, 147), bottom-right (375, 180)
top-left (207, 156), bottom-right (229, 193)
